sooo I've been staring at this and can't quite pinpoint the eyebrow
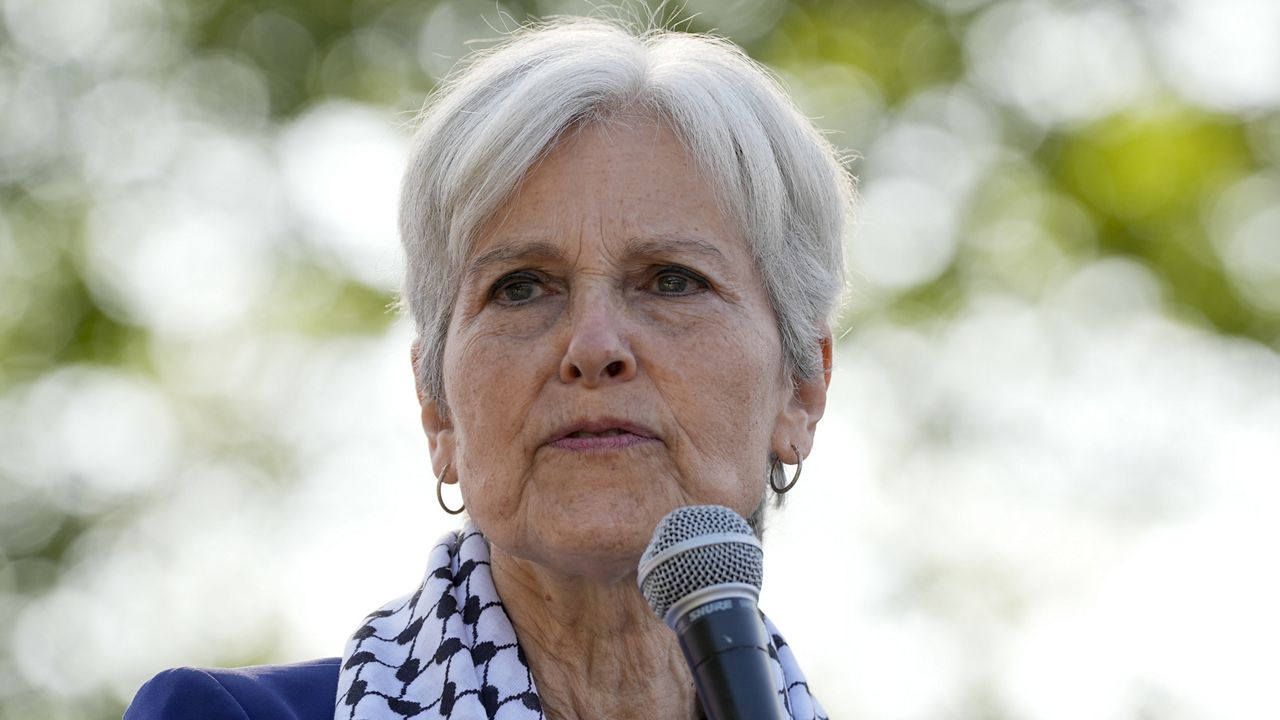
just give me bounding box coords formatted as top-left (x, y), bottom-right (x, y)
top-left (464, 233), bottom-right (728, 281)
top-left (623, 234), bottom-right (727, 264)
top-left (464, 241), bottom-right (565, 282)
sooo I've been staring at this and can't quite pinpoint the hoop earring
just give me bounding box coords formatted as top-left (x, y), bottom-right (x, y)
top-left (436, 463), bottom-right (465, 515)
top-left (769, 443), bottom-right (803, 494)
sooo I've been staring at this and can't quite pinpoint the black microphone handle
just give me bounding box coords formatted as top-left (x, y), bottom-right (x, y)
top-left (674, 596), bottom-right (788, 720)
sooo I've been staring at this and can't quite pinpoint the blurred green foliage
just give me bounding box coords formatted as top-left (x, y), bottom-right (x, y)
top-left (1051, 109), bottom-right (1263, 334)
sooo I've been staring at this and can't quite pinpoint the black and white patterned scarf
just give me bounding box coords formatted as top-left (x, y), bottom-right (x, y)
top-left (335, 523), bottom-right (827, 720)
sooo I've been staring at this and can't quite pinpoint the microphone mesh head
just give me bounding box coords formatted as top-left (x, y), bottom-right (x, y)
top-left (637, 505), bottom-right (763, 620)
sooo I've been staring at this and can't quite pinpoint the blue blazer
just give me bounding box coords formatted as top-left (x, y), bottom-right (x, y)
top-left (124, 658), bottom-right (341, 720)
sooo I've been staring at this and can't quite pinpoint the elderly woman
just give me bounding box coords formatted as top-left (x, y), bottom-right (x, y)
top-left (127, 17), bottom-right (851, 720)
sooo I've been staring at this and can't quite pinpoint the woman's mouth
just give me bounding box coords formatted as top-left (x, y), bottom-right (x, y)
top-left (547, 422), bottom-right (659, 452)
top-left (567, 429), bottom-right (626, 438)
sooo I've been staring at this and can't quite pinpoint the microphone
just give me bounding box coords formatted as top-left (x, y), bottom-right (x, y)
top-left (637, 505), bottom-right (787, 720)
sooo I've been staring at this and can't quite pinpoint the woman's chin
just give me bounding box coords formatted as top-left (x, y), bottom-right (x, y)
top-left (533, 546), bottom-right (647, 584)
top-left (518, 500), bottom-right (672, 582)
top-left (473, 480), bottom-right (758, 583)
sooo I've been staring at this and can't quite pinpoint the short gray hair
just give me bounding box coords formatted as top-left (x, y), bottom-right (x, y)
top-left (400, 17), bottom-right (853, 405)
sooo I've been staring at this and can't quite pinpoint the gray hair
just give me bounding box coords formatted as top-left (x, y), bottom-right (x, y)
top-left (400, 17), bottom-right (853, 406)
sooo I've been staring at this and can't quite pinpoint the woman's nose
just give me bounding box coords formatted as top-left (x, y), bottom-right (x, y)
top-left (559, 299), bottom-right (637, 386)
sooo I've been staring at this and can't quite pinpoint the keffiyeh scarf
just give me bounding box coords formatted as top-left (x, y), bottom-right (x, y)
top-left (335, 523), bottom-right (827, 719)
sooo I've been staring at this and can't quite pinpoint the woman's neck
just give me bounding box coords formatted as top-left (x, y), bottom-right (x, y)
top-left (490, 546), bottom-right (699, 720)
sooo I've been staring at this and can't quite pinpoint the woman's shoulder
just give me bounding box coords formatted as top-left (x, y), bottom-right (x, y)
top-left (124, 657), bottom-right (341, 720)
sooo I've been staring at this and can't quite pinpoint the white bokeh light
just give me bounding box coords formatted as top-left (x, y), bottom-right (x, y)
top-left (5, 368), bottom-right (181, 507)
top-left (85, 190), bottom-right (275, 338)
top-left (966, 1), bottom-right (1153, 126)
top-left (1206, 172), bottom-right (1280, 313)
top-left (850, 176), bottom-right (961, 290)
top-left (172, 53), bottom-right (272, 128)
top-left (416, 0), bottom-right (513, 81)
top-left (0, 64), bottom-right (63, 182)
top-left (781, 63), bottom-right (885, 157)
top-left (1149, 0), bottom-right (1280, 112)
top-left (71, 78), bottom-right (182, 188)
top-left (2, 0), bottom-right (111, 65)
top-left (851, 106), bottom-right (1002, 294)
top-left (279, 101), bottom-right (408, 291)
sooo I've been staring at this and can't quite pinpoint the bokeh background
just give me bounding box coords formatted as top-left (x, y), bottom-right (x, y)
top-left (3, 0), bottom-right (1279, 717)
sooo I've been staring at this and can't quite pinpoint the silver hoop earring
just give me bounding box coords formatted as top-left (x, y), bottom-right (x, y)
top-left (436, 463), bottom-right (465, 515)
top-left (769, 443), bottom-right (803, 494)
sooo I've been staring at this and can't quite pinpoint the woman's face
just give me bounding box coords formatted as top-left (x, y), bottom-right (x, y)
top-left (422, 117), bottom-right (827, 580)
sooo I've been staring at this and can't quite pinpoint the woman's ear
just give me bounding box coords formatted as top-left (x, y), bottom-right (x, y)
top-left (411, 343), bottom-right (456, 481)
top-left (421, 399), bottom-right (456, 482)
top-left (771, 333), bottom-right (833, 460)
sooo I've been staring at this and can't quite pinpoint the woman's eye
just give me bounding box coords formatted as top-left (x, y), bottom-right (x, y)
top-left (491, 273), bottom-right (545, 305)
top-left (656, 274), bottom-right (689, 294)
top-left (650, 268), bottom-right (707, 296)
